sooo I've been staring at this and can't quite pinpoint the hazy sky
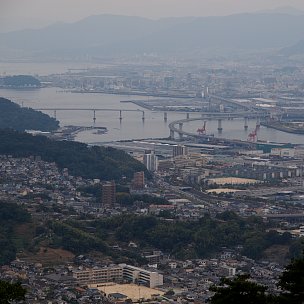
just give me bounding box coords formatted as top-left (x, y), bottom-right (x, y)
top-left (1, 0), bottom-right (304, 32)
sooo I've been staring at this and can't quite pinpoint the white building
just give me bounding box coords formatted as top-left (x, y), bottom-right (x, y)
top-left (271, 148), bottom-right (295, 158)
top-left (119, 264), bottom-right (163, 288)
top-left (219, 265), bottom-right (236, 277)
top-left (143, 151), bottom-right (158, 172)
top-left (73, 266), bottom-right (123, 285)
top-left (73, 264), bottom-right (163, 288)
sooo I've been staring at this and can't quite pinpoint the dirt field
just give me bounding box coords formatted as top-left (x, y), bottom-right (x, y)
top-left (263, 245), bottom-right (289, 265)
top-left (207, 177), bottom-right (259, 185)
top-left (18, 247), bottom-right (75, 266)
top-left (91, 283), bottom-right (164, 301)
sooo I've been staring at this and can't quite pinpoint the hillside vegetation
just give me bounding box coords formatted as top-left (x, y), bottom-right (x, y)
top-left (0, 202), bottom-right (31, 265)
top-left (0, 129), bottom-right (148, 181)
top-left (0, 97), bottom-right (58, 131)
top-left (52, 212), bottom-right (304, 261)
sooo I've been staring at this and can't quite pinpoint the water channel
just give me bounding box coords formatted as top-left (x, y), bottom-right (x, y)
top-left (1, 87), bottom-right (303, 145)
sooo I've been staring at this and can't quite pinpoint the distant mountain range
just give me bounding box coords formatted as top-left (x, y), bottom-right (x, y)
top-left (281, 40), bottom-right (304, 56)
top-left (256, 6), bottom-right (304, 15)
top-left (1, 11), bottom-right (304, 58)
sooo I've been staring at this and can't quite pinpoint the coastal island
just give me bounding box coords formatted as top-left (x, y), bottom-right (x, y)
top-left (0, 75), bottom-right (41, 88)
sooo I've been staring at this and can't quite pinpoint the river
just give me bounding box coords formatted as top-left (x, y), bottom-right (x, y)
top-left (0, 87), bottom-right (304, 145)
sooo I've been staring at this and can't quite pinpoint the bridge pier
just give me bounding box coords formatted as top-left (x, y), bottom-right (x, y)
top-left (244, 117), bottom-right (248, 130)
top-left (54, 110), bottom-right (57, 119)
top-left (178, 123), bottom-right (183, 140)
top-left (256, 117), bottom-right (260, 129)
top-left (142, 111), bottom-right (145, 121)
top-left (119, 110), bottom-right (122, 121)
top-left (217, 119), bottom-right (223, 132)
top-left (93, 110), bottom-right (96, 124)
top-left (186, 113), bottom-right (190, 119)
top-left (170, 130), bottom-right (174, 140)
top-left (164, 112), bottom-right (168, 122)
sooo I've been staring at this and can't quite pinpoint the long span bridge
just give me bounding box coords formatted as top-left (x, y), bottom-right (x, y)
top-left (34, 105), bottom-right (269, 123)
top-left (34, 107), bottom-right (146, 122)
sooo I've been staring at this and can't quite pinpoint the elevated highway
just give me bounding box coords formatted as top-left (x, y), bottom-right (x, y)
top-left (168, 110), bottom-right (269, 142)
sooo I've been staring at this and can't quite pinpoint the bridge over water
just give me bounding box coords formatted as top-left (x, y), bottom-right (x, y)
top-left (34, 107), bottom-right (146, 122)
top-left (168, 111), bottom-right (269, 141)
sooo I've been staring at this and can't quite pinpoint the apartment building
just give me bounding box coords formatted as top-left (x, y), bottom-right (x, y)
top-left (119, 264), bottom-right (163, 288)
top-left (73, 264), bottom-right (163, 288)
top-left (73, 266), bottom-right (123, 285)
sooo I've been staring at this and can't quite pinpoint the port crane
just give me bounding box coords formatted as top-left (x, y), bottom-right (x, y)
top-left (248, 125), bottom-right (258, 142)
top-left (197, 121), bottom-right (207, 135)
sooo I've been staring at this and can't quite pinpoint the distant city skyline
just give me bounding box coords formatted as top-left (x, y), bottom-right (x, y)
top-left (0, 0), bottom-right (304, 32)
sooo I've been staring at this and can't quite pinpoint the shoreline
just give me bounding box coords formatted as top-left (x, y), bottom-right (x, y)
top-left (261, 122), bottom-right (304, 135)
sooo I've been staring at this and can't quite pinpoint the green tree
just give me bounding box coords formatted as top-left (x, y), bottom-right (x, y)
top-left (0, 129), bottom-right (149, 181)
top-left (288, 238), bottom-right (304, 259)
top-left (209, 255), bottom-right (304, 304)
top-left (242, 234), bottom-right (267, 259)
top-left (164, 289), bottom-right (175, 296)
top-left (0, 281), bottom-right (26, 304)
top-left (209, 275), bottom-right (272, 304)
top-left (0, 202), bottom-right (31, 265)
top-left (277, 253), bottom-right (304, 304)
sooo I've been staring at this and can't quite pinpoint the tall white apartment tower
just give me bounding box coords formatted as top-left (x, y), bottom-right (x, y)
top-left (143, 150), bottom-right (158, 172)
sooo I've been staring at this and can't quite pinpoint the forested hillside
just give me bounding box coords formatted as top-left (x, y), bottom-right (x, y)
top-left (0, 97), bottom-right (58, 131)
top-left (51, 212), bottom-right (304, 261)
top-left (0, 202), bottom-right (31, 265)
top-left (0, 129), bottom-right (148, 181)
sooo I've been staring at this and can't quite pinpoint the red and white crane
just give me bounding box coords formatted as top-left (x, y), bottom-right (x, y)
top-left (197, 121), bottom-right (207, 135)
top-left (248, 125), bottom-right (258, 142)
